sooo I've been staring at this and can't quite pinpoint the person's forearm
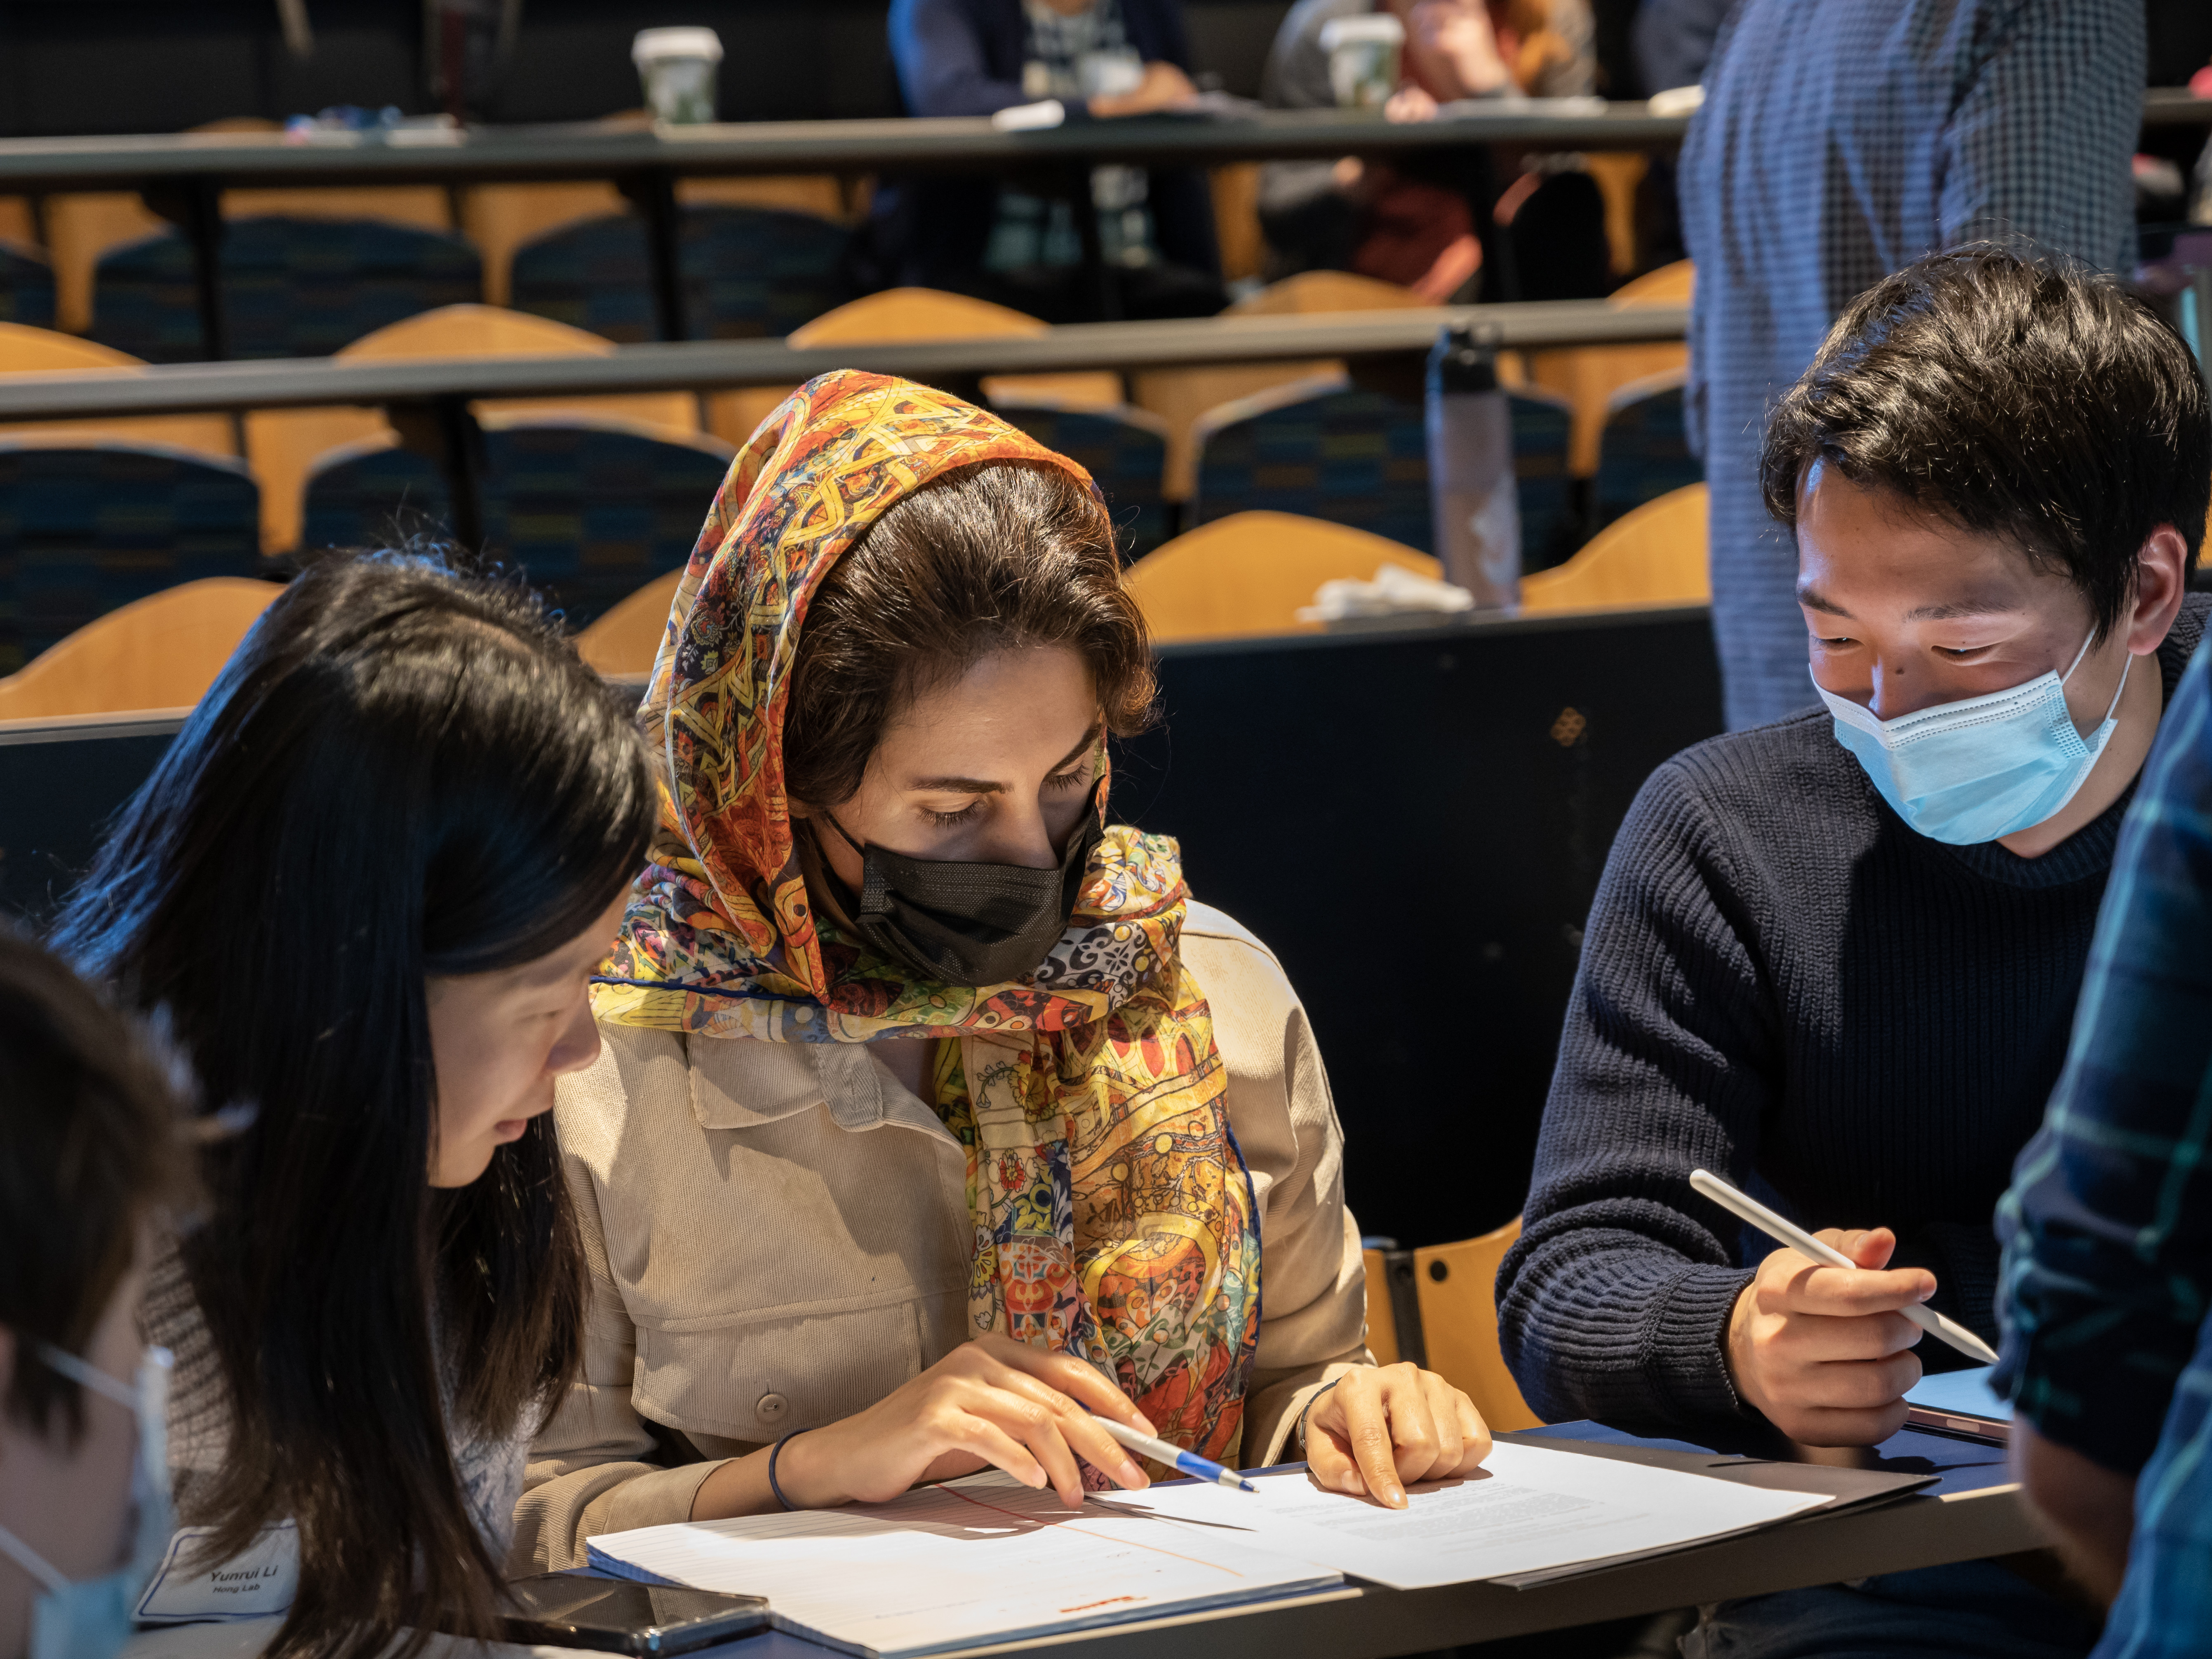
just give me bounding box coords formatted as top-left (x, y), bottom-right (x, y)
top-left (1498, 1222), bottom-right (1752, 1431)
top-left (689, 1447), bottom-right (786, 1520)
top-left (2013, 1419), bottom-right (2137, 1606)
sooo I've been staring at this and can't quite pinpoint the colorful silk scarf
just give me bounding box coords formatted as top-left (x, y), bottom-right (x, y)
top-left (594, 371), bottom-right (1262, 1464)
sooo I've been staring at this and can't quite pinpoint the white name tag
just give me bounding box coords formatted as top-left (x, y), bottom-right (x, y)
top-left (136, 1523), bottom-right (299, 1623)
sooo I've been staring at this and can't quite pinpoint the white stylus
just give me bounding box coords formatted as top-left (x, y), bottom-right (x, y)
top-left (1689, 1168), bottom-right (2002, 1367)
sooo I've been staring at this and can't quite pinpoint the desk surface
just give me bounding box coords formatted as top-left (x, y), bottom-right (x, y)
top-left (0, 106), bottom-right (1678, 191)
top-left (0, 300), bottom-right (1687, 420)
top-left (671, 1420), bottom-right (2036, 1659)
top-left (0, 89), bottom-right (2203, 190)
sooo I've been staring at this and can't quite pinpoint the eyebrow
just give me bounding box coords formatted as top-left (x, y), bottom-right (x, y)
top-left (905, 719), bottom-right (1105, 795)
top-left (1795, 587), bottom-right (2021, 624)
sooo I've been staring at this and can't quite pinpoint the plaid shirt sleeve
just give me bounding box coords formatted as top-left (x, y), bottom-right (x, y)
top-left (1995, 644), bottom-right (2212, 1475)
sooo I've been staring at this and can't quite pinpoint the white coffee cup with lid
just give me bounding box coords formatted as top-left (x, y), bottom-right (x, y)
top-left (633, 27), bottom-right (724, 125)
top-left (1319, 14), bottom-right (1405, 110)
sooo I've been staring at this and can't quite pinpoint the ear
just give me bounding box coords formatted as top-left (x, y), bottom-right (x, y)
top-left (2125, 525), bottom-right (2193, 656)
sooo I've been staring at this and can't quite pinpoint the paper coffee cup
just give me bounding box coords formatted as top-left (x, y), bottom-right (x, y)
top-left (1319, 14), bottom-right (1405, 110)
top-left (633, 27), bottom-right (724, 126)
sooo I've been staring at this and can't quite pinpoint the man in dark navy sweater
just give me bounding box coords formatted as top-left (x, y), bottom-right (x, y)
top-left (1497, 247), bottom-right (2209, 1656)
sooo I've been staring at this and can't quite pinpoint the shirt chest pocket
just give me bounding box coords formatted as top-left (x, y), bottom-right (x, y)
top-left (609, 1103), bottom-right (976, 1440)
top-left (635, 1296), bottom-right (964, 1442)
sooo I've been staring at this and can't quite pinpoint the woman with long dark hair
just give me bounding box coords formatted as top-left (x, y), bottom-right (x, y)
top-left (50, 552), bottom-right (657, 1659)
top-left (517, 373), bottom-right (1489, 1560)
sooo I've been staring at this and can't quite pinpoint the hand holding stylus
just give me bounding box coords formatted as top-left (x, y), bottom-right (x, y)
top-left (1692, 1168), bottom-right (1998, 1448)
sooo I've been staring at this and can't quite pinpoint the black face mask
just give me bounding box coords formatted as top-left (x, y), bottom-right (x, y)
top-left (814, 793), bottom-right (1105, 987)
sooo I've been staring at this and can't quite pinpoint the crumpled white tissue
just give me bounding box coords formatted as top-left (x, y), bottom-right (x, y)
top-left (1297, 562), bottom-right (1476, 623)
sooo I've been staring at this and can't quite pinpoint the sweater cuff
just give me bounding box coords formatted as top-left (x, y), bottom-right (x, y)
top-left (1651, 1264), bottom-right (1756, 1426)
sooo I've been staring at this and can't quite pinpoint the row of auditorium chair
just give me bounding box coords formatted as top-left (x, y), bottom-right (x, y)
top-left (0, 490), bottom-right (1711, 724)
top-left (0, 117), bottom-right (861, 359)
top-left (0, 271), bottom-right (1698, 668)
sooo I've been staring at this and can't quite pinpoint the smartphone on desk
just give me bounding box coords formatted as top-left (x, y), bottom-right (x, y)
top-left (498, 1572), bottom-right (770, 1654)
top-left (1902, 1367), bottom-right (2010, 1445)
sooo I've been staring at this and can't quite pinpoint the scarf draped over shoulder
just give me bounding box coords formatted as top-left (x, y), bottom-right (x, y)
top-left (594, 371), bottom-right (1262, 1466)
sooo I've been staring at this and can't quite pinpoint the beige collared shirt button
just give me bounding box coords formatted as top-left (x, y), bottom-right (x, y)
top-left (757, 1392), bottom-right (789, 1424)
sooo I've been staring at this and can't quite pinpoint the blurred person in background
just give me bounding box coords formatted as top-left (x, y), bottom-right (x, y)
top-left (1258, 0), bottom-right (1604, 299)
top-left (875, 0), bottom-right (1226, 319)
top-left (1682, 0), bottom-right (2142, 731)
top-left (1630, 0), bottom-right (1728, 99)
top-left (0, 933), bottom-right (190, 1659)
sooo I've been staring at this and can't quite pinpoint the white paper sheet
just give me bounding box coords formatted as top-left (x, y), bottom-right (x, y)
top-left (1112, 1441), bottom-right (1830, 1589)
top-left (585, 1476), bottom-right (1342, 1659)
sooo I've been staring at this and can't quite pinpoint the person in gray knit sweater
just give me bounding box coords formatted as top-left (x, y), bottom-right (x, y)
top-left (49, 552), bottom-right (657, 1659)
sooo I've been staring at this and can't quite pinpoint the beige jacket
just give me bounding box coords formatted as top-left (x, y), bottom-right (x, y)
top-left (513, 902), bottom-right (1371, 1570)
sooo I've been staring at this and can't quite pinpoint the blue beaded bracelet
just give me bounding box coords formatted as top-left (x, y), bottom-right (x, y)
top-left (768, 1428), bottom-right (808, 1511)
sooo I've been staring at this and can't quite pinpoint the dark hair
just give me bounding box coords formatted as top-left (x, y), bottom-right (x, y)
top-left (1761, 245), bottom-right (2212, 640)
top-left (0, 930), bottom-right (191, 1440)
top-left (785, 460), bottom-right (1156, 809)
top-left (50, 552), bottom-right (656, 1659)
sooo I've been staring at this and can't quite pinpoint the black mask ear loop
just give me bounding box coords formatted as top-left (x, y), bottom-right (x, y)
top-left (819, 810), bottom-right (870, 859)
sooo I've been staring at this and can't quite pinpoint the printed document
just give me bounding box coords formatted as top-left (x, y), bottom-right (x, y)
top-left (1117, 1441), bottom-right (1829, 1589)
top-left (585, 1476), bottom-right (1342, 1658)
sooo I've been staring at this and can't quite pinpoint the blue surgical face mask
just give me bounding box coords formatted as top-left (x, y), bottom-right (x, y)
top-left (1814, 631), bottom-right (2132, 846)
top-left (0, 1342), bottom-right (173, 1659)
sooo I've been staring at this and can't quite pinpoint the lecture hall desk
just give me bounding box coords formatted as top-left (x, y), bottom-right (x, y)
top-left (581, 1422), bottom-right (2040, 1659)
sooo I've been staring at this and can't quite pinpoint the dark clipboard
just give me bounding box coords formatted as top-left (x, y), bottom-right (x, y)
top-left (1486, 1431), bottom-right (1940, 1588)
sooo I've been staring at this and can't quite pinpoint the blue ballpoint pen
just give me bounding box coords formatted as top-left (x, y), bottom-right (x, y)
top-left (1091, 1414), bottom-right (1258, 1492)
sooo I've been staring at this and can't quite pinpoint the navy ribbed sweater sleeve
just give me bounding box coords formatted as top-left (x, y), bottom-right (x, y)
top-left (1497, 754), bottom-right (1778, 1433)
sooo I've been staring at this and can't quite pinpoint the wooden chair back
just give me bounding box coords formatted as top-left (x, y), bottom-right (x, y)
top-left (1520, 482), bottom-right (1708, 613)
top-left (247, 303), bottom-right (697, 555)
top-left (575, 566), bottom-right (685, 677)
top-left (1361, 1219), bottom-right (1543, 1432)
top-left (0, 576), bottom-right (276, 721)
top-left (1413, 1220), bottom-right (1544, 1431)
top-left (1132, 271), bottom-right (1427, 501)
top-left (1124, 510), bottom-right (1439, 642)
top-left (777, 287), bottom-right (1119, 430)
top-left (43, 194), bottom-right (169, 335)
top-left (0, 322), bottom-right (236, 459)
top-left (1521, 258), bottom-right (1693, 475)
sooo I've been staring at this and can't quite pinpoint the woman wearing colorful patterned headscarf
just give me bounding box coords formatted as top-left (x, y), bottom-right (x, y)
top-left (515, 371), bottom-right (1488, 1559)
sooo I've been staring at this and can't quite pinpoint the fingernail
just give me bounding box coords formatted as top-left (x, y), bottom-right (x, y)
top-left (1121, 1459), bottom-right (1145, 1485)
top-left (1341, 1471), bottom-right (1362, 1492)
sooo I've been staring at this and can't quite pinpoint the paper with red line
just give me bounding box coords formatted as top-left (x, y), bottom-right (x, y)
top-left (583, 1473), bottom-right (1343, 1658)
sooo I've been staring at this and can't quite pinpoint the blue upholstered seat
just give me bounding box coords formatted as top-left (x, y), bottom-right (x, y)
top-left (480, 421), bottom-right (733, 628)
top-left (299, 440), bottom-right (453, 556)
top-left (1190, 380), bottom-right (1432, 551)
top-left (992, 402), bottom-right (1171, 560)
top-left (0, 440), bottom-right (260, 672)
top-left (0, 242), bottom-right (56, 330)
top-left (1508, 388), bottom-right (1578, 575)
top-left (509, 206), bottom-right (852, 343)
top-left (1190, 376), bottom-right (1588, 569)
top-left (92, 217), bottom-right (482, 362)
top-left (1592, 371), bottom-right (1702, 531)
top-left (300, 423), bottom-right (732, 631)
